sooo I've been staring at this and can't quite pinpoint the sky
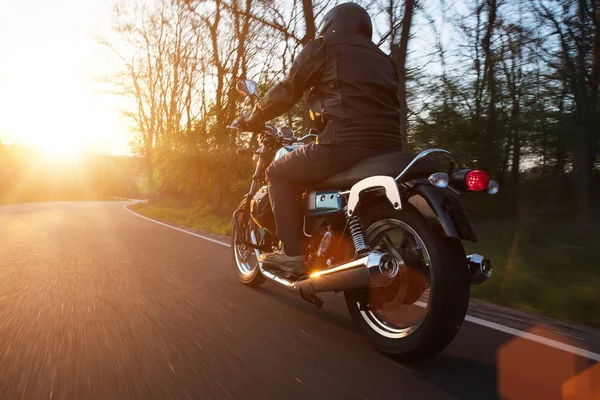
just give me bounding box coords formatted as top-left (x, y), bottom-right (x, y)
top-left (0, 0), bottom-right (130, 155)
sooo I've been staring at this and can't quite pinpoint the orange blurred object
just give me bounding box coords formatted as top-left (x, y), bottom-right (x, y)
top-left (498, 325), bottom-right (593, 399)
top-left (562, 362), bottom-right (600, 400)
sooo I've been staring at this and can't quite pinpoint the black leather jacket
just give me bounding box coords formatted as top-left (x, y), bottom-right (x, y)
top-left (246, 35), bottom-right (402, 149)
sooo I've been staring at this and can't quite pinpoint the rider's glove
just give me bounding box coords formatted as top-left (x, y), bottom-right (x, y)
top-left (237, 110), bottom-right (266, 133)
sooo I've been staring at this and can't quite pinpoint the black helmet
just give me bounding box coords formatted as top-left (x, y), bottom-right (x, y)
top-left (317, 3), bottom-right (373, 40)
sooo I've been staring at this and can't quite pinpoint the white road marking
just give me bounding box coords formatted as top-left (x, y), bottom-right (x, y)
top-left (124, 203), bottom-right (600, 362)
top-left (123, 204), bottom-right (231, 248)
top-left (463, 315), bottom-right (600, 362)
top-left (413, 301), bottom-right (600, 362)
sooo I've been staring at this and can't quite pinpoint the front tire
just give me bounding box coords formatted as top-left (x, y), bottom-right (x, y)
top-left (345, 203), bottom-right (470, 361)
top-left (232, 203), bottom-right (265, 287)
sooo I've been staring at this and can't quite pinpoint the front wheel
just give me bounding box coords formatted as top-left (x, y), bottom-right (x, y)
top-left (232, 204), bottom-right (265, 287)
top-left (345, 204), bottom-right (470, 361)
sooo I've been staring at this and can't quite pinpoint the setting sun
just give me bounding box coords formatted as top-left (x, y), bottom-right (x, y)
top-left (34, 133), bottom-right (85, 156)
top-left (0, 0), bottom-right (130, 155)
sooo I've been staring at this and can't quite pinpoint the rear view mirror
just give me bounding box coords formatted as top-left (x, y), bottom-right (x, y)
top-left (236, 80), bottom-right (258, 97)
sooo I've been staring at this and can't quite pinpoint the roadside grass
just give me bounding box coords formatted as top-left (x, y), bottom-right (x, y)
top-left (462, 181), bottom-right (600, 328)
top-left (465, 216), bottom-right (600, 328)
top-left (131, 186), bottom-right (600, 328)
top-left (130, 202), bottom-right (232, 236)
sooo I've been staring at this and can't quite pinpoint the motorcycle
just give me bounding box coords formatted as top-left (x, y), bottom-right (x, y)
top-left (229, 79), bottom-right (496, 361)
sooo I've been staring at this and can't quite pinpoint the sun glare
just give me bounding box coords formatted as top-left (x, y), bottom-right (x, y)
top-left (35, 134), bottom-right (85, 157)
top-left (0, 0), bottom-right (131, 156)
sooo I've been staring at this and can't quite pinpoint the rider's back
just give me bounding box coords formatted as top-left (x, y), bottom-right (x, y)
top-left (309, 34), bottom-right (402, 150)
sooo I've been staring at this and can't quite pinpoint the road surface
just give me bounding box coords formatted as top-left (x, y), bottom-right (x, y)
top-left (0, 201), bottom-right (597, 400)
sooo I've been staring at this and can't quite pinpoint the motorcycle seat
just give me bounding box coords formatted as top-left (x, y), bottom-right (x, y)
top-left (312, 151), bottom-right (439, 190)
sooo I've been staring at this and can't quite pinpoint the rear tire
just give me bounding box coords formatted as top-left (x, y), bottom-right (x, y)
top-left (232, 202), bottom-right (265, 287)
top-left (345, 203), bottom-right (470, 361)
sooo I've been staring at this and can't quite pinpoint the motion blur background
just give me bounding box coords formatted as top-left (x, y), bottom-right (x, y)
top-left (0, 0), bottom-right (598, 326)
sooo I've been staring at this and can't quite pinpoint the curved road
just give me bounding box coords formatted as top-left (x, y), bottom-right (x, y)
top-left (0, 201), bottom-right (597, 400)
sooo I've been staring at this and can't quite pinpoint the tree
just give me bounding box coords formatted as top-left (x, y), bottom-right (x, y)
top-left (395, 0), bottom-right (416, 149)
top-left (104, 0), bottom-right (203, 195)
top-left (533, 0), bottom-right (599, 219)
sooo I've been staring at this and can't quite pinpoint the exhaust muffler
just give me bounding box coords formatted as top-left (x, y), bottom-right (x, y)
top-left (261, 250), bottom-right (400, 295)
top-left (467, 254), bottom-right (492, 284)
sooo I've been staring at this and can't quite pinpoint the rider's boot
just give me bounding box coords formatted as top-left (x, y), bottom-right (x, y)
top-left (259, 249), bottom-right (306, 275)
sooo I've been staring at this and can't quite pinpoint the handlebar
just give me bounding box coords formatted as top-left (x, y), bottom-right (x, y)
top-left (227, 121), bottom-right (278, 137)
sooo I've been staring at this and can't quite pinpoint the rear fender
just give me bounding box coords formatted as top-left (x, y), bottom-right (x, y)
top-left (339, 176), bottom-right (476, 241)
top-left (407, 185), bottom-right (478, 242)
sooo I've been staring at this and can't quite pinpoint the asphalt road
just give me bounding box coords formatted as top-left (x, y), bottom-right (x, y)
top-left (0, 201), bottom-right (597, 400)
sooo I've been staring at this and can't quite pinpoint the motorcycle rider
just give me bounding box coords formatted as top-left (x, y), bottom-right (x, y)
top-left (238, 2), bottom-right (403, 274)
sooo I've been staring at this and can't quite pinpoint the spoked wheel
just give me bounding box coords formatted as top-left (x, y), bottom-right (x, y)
top-left (358, 218), bottom-right (432, 339)
top-left (232, 204), bottom-right (265, 287)
top-left (345, 204), bottom-right (470, 361)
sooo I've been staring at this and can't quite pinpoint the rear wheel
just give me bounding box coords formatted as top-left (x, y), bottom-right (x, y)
top-left (345, 204), bottom-right (470, 361)
top-left (232, 203), bottom-right (265, 287)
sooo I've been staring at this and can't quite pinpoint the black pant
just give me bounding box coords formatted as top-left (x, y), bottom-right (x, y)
top-left (265, 143), bottom-right (392, 256)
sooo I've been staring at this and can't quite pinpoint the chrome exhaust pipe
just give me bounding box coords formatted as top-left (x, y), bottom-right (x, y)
top-left (295, 251), bottom-right (399, 295)
top-left (275, 250), bottom-right (398, 295)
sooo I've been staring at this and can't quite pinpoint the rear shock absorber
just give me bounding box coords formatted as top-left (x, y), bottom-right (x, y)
top-left (345, 206), bottom-right (370, 255)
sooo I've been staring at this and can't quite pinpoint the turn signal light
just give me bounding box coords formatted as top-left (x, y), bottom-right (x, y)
top-left (487, 180), bottom-right (500, 195)
top-left (428, 172), bottom-right (449, 188)
top-left (465, 170), bottom-right (490, 191)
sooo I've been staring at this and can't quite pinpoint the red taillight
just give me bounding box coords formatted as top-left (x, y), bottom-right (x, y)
top-left (465, 170), bottom-right (490, 191)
